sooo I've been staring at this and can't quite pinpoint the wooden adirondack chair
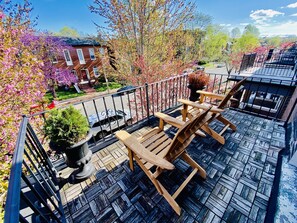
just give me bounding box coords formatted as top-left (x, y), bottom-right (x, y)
top-left (115, 108), bottom-right (212, 215)
top-left (179, 77), bottom-right (246, 145)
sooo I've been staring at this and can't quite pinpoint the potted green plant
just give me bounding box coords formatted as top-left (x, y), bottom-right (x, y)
top-left (44, 106), bottom-right (94, 182)
top-left (187, 70), bottom-right (210, 101)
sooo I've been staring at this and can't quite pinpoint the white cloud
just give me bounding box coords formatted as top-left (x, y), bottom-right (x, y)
top-left (286, 2), bottom-right (297, 8)
top-left (239, 23), bottom-right (249, 26)
top-left (250, 9), bottom-right (284, 23)
top-left (291, 13), bottom-right (297, 16)
top-left (220, 23), bottom-right (231, 27)
top-left (257, 20), bottom-right (297, 36)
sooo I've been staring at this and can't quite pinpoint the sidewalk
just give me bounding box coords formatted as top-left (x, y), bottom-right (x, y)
top-left (56, 88), bottom-right (118, 108)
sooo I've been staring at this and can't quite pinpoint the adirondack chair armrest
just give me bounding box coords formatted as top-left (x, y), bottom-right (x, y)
top-left (178, 99), bottom-right (223, 113)
top-left (196, 91), bottom-right (225, 100)
top-left (155, 112), bottom-right (185, 128)
top-left (115, 130), bottom-right (175, 170)
top-left (230, 98), bottom-right (238, 102)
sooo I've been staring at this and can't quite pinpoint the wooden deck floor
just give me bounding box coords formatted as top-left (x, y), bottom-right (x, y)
top-left (59, 110), bottom-right (286, 223)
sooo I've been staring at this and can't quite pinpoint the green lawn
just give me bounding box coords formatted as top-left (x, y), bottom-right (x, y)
top-left (45, 87), bottom-right (85, 101)
top-left (44, 82), bottom-right (123, 101)
top-left (93, 82), bottom-right (122, 92)
top-left (203, 62), bottom-right (216, 68)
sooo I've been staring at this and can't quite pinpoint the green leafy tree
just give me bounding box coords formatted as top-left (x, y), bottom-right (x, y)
top-left (224, 32), bottom-right (260, 74)
top-left (265, 36), bottom-right (281, 48)
top-left (55, 26), bottom-right (80, 37)
top-left (202, 25), bottom-right (228, 62)
top-left (233, 32), bottom-right (260, 53)
top-left (191, 12), bottom-right (212, 30)
top-left (231, 27), bottom-right (241, 38)
top-left (244, 24), bottom-right (260, 37)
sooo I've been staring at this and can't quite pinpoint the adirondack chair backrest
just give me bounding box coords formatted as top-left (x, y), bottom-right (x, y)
top-left (217, 78), bottom-right (247, 109)
top-left (164, 108), bottom-right (211, 161)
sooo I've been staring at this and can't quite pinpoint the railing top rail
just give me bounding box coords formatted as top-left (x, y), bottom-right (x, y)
top-left (4, 116), bottom-right (28, 223)
top-left (28, 73), bottom-right (189, 118)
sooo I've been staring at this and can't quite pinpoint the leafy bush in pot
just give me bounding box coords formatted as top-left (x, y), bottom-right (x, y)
top-left (188, 70), bottom-right (210, 89)
top-left (44, 106), bottom-right (89, 148)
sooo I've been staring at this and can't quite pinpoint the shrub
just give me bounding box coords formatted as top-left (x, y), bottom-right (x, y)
top-left (44, 106), bottom-right (89, 148)
top-left (188, 71), bottom-right (210, 89)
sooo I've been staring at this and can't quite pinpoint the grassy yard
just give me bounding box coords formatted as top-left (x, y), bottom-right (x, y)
top-left (45, 87), bottom-right (85, 101)
top-left (93, 82), bottom-right (122, 92)
top-left (44, 82), bottom-right (123, 101)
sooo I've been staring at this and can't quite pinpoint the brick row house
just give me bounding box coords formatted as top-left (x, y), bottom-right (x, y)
top-left (54, 37), bottom-right (105, 88)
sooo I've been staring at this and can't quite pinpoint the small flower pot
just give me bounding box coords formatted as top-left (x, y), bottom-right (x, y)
top-left (188, 85), bottom-right (204, 102)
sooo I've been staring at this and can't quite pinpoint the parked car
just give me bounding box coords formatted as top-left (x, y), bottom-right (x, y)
top-left (112, 85), bottom-right (136, 97)
top-left (193, 65), bottom-right (205, 71)
top-left (88, 109), bottom-right (132, 139)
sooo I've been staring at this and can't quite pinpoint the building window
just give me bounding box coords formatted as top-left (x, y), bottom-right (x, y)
top-left (93, 66), bottom-right (100, 77)
top-left (76, 49), bottom-right (85, 64)
top-left (63, 49), bottom-right (73, 66)
top-left (51, 55), bottom-right (58, 64)
top-left (89, 48), bottom-right (96, 60)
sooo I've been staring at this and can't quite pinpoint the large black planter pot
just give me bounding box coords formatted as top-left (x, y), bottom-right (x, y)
top-left (50, 132), bottom-right (95, 182)
top-left (188, 85), bottom-right (204, 102)
top-left (66, 132), bottom-right (95, 182)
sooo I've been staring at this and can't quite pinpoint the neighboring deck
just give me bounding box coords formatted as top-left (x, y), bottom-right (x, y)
top-left (59, 110), bottom-right (287, 223)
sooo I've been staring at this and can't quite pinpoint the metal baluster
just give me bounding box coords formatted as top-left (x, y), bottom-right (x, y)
top-left (156, 82), bottom-right (159, 112)
top-left (26, 128), bottom-right (57, 183)
top-left (161, 81), bottom-right (163, 111)
top-left (139, 87), bottom-right (144, 119)
top-left (151, 84), bottom-right (155, 114)
top-left (20, 191), bottom-right (51, 223)
top-left (21, 173), bottom-right (62, 222)
top-left (103, 97), bottom-right (113, 135)
top-left (127, 91), bottom-right (132, 123)
top-left (27, 123), bottom-right (57, 178)
top-left (218, 74), bottom-right (223, 94)
top-left (111, 96), bottom-right (121, 127)
top-left (82, 102), bottom-right (89, 120)
top-left (93, 99), bottom-right (104, 142)
top-left (145, 83), bottom-right (150, 123)
top-left (133, 88), bottom-right (138, 123)
top-left (25, 139), bottom-right (58, 195)
top-left (23, 150), bottom-right (61, 207)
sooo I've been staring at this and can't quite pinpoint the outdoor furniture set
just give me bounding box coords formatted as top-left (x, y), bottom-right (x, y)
top-left (116, 78), bottom-right (246, 215)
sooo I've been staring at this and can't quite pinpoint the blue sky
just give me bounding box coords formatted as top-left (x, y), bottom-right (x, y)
top-left (29, 0), bottom-right (297, 36)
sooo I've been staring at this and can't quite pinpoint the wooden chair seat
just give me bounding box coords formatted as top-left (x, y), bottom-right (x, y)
top-left (116, 109), bottom-right (212, 215)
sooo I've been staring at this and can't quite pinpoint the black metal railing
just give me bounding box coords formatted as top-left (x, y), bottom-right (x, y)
top-left (239, 52), bottom-right (297, 79)
top-left (28, 74), bottom-right (190, 146)
top-left (4, 117), bottom-right (65, 223)
top-left (28, 73), bottom-right (296, 145)
top-left (204, 74), bottom-right (296, 123)
top-left (4, 73), bottom-right (297, 222)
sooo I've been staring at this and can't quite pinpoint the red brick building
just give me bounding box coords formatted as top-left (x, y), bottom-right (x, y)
top-left (54, 37), bottom-right (104, 87)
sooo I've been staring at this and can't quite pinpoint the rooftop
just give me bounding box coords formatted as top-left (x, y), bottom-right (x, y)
top-left (58, 109), bottom-right (292, 223)
top-left (58, 36), bottom-right (101, 47)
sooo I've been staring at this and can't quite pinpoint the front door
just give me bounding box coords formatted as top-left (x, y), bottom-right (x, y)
top-left (80, 69), bottom-right (90, 82)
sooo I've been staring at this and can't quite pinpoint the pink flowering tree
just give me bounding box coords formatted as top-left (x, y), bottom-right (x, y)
top-left (0, 0), bottom-right (44, 214)
top-left (0, 1), bottom-right (76, 218)
top-left (21, 33), bottom-right (78, 98)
